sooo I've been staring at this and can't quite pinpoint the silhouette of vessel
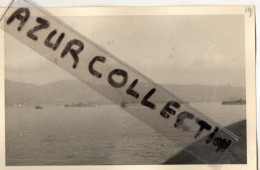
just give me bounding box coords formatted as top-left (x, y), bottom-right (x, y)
top-left (35, 105), bottom-right (43, 109)
top-left (221, 98), bottom-right (246, 105)
top-left (64, 102), bottom-right (95, 107)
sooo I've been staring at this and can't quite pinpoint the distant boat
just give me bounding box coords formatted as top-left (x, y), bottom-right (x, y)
top-left (14, 104), bottom-right (22, 107)
top-left (180, 101), bottom-right (189, 104)
top-left (64, 103), bottom-right (95, 107)
top-left (221, 98), bottom-right (246, 105)
top-left (120, 101), bottom-right (126, 107)
top-left (35, 105), bottom-right (43, 109)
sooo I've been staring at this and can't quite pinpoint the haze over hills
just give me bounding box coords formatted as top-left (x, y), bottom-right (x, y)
top-left (5, 79), bottom-right (246, 106)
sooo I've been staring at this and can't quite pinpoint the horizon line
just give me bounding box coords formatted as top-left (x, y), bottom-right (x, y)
top-left (5, 78), bottom-right (246, 88)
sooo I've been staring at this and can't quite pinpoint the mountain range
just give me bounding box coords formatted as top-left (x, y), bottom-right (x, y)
top-left (5, 79), bottom-right (246, 106)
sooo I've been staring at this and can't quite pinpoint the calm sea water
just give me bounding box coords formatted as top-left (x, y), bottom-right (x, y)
top-left (6, 103), bottom-right (245, 165)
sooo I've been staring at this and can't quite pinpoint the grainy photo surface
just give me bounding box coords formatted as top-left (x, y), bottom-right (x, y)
top-left (4, 14), bottom-right (247, 165)
top-left (0, 4), bottom-right (255, 168)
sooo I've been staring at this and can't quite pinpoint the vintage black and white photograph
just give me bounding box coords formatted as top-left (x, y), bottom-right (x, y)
top-left (1, 5), bottom-right (256, 168)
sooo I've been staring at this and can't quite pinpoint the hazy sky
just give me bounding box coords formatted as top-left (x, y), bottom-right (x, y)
top-left (5, 15), bottom-right (245, 87)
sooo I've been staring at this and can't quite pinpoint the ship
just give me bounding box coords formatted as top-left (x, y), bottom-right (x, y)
top-left (120, 101), bottom-right (127, 107)
top-left (64, 102), bottom-right (95, 107)
top-left (35, 105), bottom-right (43, 109)
top-left (221, 98), bottom-right (246, 105)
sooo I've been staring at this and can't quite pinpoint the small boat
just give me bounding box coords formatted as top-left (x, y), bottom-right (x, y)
top-left (120, 101), bottom-right (126, 107)
top-left (64, 103), bottom-right (95, 107)
top-left (35, 105), bottom-right (43, 109)
top-left (221, 98), bottom-right (246, 105)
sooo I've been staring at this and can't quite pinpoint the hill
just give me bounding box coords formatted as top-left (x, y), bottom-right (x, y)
top-left (5, 79), bottom-right (245, 106)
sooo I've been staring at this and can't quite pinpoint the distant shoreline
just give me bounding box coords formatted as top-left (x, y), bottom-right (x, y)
top-left (7, 101), bottom-right (248, 107)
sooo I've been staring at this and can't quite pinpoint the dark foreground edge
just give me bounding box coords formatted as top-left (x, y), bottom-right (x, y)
top-left (164, 120), bottom-right (247, 164)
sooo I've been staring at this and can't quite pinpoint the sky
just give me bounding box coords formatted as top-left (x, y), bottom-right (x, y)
top-left (5, 15), bottom-right (245, 87)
